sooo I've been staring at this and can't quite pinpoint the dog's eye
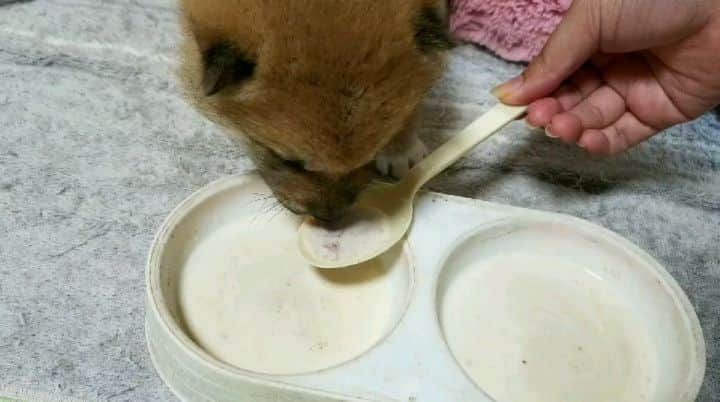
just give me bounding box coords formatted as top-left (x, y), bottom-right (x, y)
top-left (202, 42), bottom-right (256, 96)
top-left (263, 146), bottom-right (307, 172)
top-left (282, 159), bottom-right (307, 172)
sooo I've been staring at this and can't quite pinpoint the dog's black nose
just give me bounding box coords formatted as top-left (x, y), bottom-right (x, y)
top-left (308, 207), bottom-right (346, 224)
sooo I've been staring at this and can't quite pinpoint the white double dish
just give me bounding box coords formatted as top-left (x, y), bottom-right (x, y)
top-left (146, 173), bottom-right (705, 402)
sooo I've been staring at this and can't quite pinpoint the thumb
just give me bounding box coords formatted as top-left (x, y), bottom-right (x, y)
top-left (493, 0), bottom-right (601, 105)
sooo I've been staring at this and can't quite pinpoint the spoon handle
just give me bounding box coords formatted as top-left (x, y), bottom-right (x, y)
top-left (404, 103), bottom-right (527, 192)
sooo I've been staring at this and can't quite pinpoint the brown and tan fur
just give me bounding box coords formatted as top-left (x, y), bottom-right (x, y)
top-left (179, 0), bottom-right (452, 221)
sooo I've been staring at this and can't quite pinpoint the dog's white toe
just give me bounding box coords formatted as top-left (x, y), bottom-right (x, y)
top-left (375, 136), bottom-right (426, 179)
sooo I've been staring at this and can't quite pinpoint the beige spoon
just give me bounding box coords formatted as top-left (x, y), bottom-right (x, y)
top-left (298, 103), bottom-right (527, 268)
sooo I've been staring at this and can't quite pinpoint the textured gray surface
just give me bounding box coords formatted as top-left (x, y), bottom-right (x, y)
top-left (0, 1), bottom-right (718, 401)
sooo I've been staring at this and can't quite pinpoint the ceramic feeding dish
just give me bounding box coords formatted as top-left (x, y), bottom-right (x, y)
top-left (145, 173), bottom-right (705, 402)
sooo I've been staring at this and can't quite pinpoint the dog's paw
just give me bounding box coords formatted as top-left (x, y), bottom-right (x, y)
top-left (375, 136), bottom-right (427, 179)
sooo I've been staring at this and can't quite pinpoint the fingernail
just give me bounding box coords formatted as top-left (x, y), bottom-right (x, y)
top-left (524, 118), bottom-right (540, 130)
top-left (491, 75), bottom-right (524, 100)
top-left (577, 138), bottom-right (590, 151)
top-left (545, 125), bottom-right (558, 138)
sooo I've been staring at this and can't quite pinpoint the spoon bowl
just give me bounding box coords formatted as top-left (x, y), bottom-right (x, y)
top-left (298, 180), bottom-right (415, 268)
top-left (299, 103), bottom-right (527, 268)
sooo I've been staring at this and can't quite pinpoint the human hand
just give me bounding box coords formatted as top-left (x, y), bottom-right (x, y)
top-left (493, 0), bottom-right (720, 155)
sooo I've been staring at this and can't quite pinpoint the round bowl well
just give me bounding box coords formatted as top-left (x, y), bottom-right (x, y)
top-left (146, 174), bottom-right (413, 400)
top-left (437, 219), bottom-right (704, 402)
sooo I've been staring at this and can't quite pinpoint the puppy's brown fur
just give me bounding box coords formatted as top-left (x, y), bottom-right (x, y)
top-left (180, 0), bottom-right (452, 221)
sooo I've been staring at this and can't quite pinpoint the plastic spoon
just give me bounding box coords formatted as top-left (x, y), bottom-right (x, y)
top-left (298, 103), bottom-right (527, 268)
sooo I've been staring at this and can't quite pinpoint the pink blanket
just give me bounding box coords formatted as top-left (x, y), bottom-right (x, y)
top-left (450, 0), bottom-right (571, 62)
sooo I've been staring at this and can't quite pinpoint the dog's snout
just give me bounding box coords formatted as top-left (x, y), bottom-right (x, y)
top-left (302, 183), bottom-right (361, 222)
top-left (307, 202), bottom-right (348, 223)
top-left (277, 194), bottom-right (353, 223)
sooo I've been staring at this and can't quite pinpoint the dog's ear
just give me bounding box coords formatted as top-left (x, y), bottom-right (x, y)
top-left (202, 43), bottom-right (256, 96)
top-left (414, 6), bottom-right (455, 52)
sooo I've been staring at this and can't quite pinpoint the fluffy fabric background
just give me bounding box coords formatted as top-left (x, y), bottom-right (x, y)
top-left (450, 0), bottom-right (572, 62)
top-left (0, 1), bottom-right (718, 401)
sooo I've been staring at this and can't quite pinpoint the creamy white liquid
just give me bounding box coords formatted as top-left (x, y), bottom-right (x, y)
top-left (441, 254), bottom-right (657, 402)
top-left (300, 207), bottom-right (389, 264)
top-left (179, 213), bottom-right (408, 375)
